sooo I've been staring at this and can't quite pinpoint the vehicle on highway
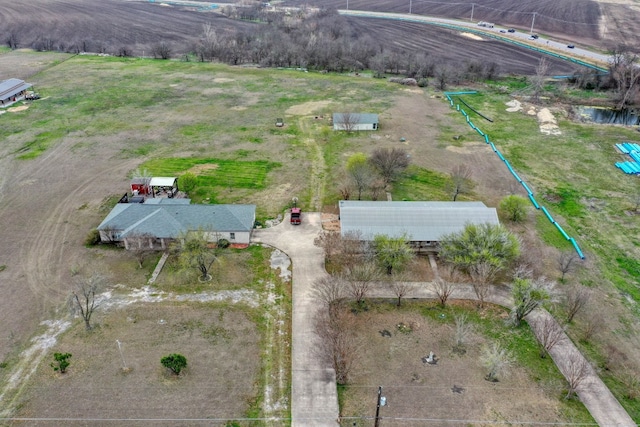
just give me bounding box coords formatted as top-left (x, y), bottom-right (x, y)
top-left (499, 29), bottom-right (506, 33)
top-left (567, 44), bottom-right (575, 49)
top-left (531, 34), bottom-right (539, 39)
top-left (507, 28), bottom-right (515, 33)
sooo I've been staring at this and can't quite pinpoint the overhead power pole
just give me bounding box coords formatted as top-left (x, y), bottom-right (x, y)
top-left (374, 386), bottom-right (382, 427)
top-left (470, 3), bottom-right (475, 22)
top-left (530, 12), bottom-right (537, 34)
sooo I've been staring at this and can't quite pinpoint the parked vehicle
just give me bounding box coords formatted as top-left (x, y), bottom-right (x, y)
top-left (25, 91), bottom-right (40, 100)
top-left (290, 207), bottom-right (301, 225)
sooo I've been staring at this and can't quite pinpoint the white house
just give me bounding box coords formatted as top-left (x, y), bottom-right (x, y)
top-left (97, 201), bottom-right (256, 249)
top-left (333, 113), bottom-right (379, 131)
top-left (0, 78), bottom-right (32, 107)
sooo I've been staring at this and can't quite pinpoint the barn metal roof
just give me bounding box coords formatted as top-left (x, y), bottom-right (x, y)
top-left (0, 78), bottom-right (32, 99)
top-left (333, 113), bottom-right (379, 124)
top-left (339, 200), bottom-right (499, 241)
top-left (97, 203), bottom-right (255, 239)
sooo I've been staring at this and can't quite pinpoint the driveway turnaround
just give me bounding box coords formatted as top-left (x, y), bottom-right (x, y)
top-left (252, 212), bottom-right (340, 427)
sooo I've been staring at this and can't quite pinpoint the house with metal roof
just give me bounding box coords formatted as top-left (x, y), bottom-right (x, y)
top-left (0, 78), bottom-right (32, 107)
top-left (339, 200), bottom-right (499, 251)
top-left (97, 202), bottom-right (256, 249)
top-left (333, 113), bottom-right (379, 131)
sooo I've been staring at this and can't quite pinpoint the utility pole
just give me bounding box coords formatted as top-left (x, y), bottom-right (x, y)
top-left (530, 12), bottom-right (537, 34)
top-left (470, 3), bottom-right (474, 22)
top-left (374, 386), bottom-right (382, 427)
top-left (409, 0), bottom-right (412, 14)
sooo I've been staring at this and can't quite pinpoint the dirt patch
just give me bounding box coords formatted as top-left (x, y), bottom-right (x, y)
top-left (213, 78), bottom-right (235, 83)
top-left (461, 32), bottom-right (484, 41)
top-left (505, 99), bottom-right (523, 112)
top-left (7, 105), bottom-right (28, 112)
top-left (341, 305), bottom-right (571, 426)
top-left (321, 213), bottom-right (340, 231)
top-left (285, 100), bottom-right (332, 116)
top-left (13, 304), bottom-right (261, 423)
top-left (446, 141), bottom-right (492, 154)
top-left (537, 108), bottom-right (562, 135)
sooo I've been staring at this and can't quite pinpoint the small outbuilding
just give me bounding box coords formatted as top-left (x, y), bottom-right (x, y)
top-left (339, 200), bottom-right (499, 251)
top-left (333, 113), bottom-right (379, 131)
top-left (0, 78), bottom-right (32, 107)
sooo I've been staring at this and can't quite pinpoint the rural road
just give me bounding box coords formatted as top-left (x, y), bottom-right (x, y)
top-left (339, 10), bottom-right (611, 68)
top-left (252, 213), bottom-right (340, 427)
top-left (253, 214), bottom-right (635, 427)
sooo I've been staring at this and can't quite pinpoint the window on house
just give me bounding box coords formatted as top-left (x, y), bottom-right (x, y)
top-left (230, 233), bottom-right (235, 240)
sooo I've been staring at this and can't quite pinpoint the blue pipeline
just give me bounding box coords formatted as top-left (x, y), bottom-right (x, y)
top-left (521, 181), bottom-right (533, 195)
top-left (468, 120), bottom-right (475, 129)
top-left (461, 109), bottom-right (468, 117)
top-left (528, 194), bottom-right (540, 209)
top-left (554, 222), bottom-right (571, 240)
top-left (570, 238), bottom-right (586, 259)
top-left (541, 206), bottom-right (555, 223)
top-left (484, 134), bottom-right (489, 143)
top-left (489, 142), bottom-right (497, 152)
top-left (456, 104), bottom-right (460, 111)
top-left (510, 169), bottom-right (522, 182)
top-left (496, 150), bottom-right (505, 161)
top-left (475, 127), bottom-right (484, 137)
top-left (443, 91), bottom-right (478, 95)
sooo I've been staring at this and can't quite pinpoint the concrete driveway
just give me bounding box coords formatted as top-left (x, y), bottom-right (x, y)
top-left (252, 212), bottom-right (340, 427)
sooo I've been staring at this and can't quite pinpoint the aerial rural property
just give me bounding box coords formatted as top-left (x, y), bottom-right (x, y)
top-left (0, 0), bottom-right (640, 426)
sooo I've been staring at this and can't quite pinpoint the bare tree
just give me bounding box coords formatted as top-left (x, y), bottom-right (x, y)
top-left (448, 164), bottom-right (474, 201)
top-left (343, 262), bottom-right (380, 306)
top-left (6, 28), bottom-right (19, 50)
top-left (152, 42), bottom-right (172, 60)
top-left (509, 276), bottom-right (555, 326)
top-left (533, 315), bottom-right (565, 358)
top-left (557, 251), bottom-right (578, 282)
top-left (312, 275), bottom-right (346, 316)
top-left (532, 57), bottom-right (549, 103)
top-left (469, 262), bottom-right (501, 308)
top-left (432, 276), bottom-right (454, 307)
top-left (453, 313), bottom-right (474, 353)
top-left (369, 148), bottom-right (410, 185)
top-left (70, 274), bottom-right (106, 331)
top-left (314, 230), bottom-right (363, 271)
top-left (564, 353), bottom-right (590, 399)
top-left (564, 284), bottom-right (590, 323)
top-left (334, 112), bottom-right (358, 133)
top-left (480, 342), bottom-right (513, 382)
top-left (390, 274), bottom-right (411, 307)
top-left (125, 232), bottom-right (156, 268)
top-left (314, 301), bottom-right (360, 384)
top-left (608, 46), bottom-right (640, 109)
top-left (579, 305), bottom-right (603, 343)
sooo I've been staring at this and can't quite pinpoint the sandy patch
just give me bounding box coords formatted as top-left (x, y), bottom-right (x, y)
top-left (285, 100), bottom-right (331, 115)
top-left (505, 99), bottom-right (522, 112)
top-left (537, 108), bottom-right (562, 135)
top-left (231, 106), bottom-right (247, 111)
top-left (187, 163), bottom-right (219, 173)
top-left (8, 106), bottom-right (28, 112)
top-left (213, 77), bottom-right (235, 83)
top-left (461, 32), bottom-right (483, 41)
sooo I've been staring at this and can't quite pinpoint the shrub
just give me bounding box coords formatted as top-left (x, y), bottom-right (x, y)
top-left (217, 238), bottom-right (230, 248)
top-left (51, 352), bottom-right (72, 373)
top-left (85, 229), bottom-right (101, 246)
top-left (161, 353), bottom-right (187, 375)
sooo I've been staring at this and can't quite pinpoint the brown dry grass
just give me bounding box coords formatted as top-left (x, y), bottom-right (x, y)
top-left (16, 303), bottom-right (260, 426)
